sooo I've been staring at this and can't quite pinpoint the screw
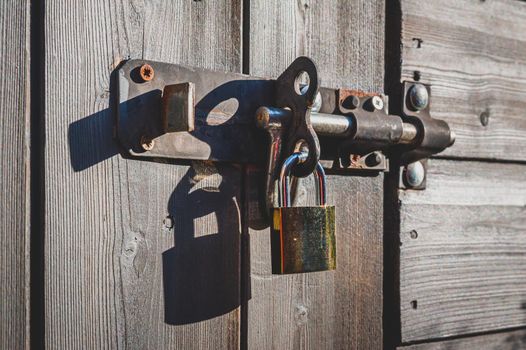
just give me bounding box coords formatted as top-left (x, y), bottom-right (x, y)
top-left (365, 152), bottom-right (383, 167)
top-left (139, 64), bottom-right (154, 82)
top-left (371, 96), bottom-right (384, 110)
top-left (410, 230), bottom-right (418, 239)
top-left (405, 161), bottom-right (425, 188)
top-left (408, 84), bottom-right (428, 111)
top-left (140, 135), bottom-right (155, 151)
top-left (480, 110), bottom-right (490, 126)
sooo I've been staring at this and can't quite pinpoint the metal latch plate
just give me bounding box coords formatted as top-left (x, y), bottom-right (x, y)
top-left (116, 59), bottom-right (273, 163)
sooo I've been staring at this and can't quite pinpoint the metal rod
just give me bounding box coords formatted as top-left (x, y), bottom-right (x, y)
top-left (256, 106), bottom-right (419, 144)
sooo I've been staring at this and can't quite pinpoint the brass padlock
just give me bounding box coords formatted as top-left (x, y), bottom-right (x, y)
top-left (271, 152), bottom-right (336, 274)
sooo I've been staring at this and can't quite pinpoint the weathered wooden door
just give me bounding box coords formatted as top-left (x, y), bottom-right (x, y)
top-left (2, 0), bottom-right (526, 349)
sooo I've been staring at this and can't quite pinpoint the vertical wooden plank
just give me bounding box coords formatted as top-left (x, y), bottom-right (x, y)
top-left (246, 1), bottom-right (385, 348)
top-left (45, 1), bottom-right (241, 348)
top-left (0, 0), bottom-right (30, 348)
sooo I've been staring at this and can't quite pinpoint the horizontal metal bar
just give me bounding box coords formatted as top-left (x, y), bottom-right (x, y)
top-left (256, 106), bottom-right (418, 144)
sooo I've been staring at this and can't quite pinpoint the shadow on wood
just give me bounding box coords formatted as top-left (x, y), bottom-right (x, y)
top-left (67, 105), bottom-right (120, 172)
top-left (163, 165), bottom-right (241, 325)
top-left (67, 66), bottom-right (260, 326)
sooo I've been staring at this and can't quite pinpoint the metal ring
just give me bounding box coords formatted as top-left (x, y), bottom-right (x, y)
top-left (278, 152), bottom-right (327, 207)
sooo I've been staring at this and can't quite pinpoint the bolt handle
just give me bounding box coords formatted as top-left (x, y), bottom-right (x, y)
top-left (275, 57), bottom-right (321, 177)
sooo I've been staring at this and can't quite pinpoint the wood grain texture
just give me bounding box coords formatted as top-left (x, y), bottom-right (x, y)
top-left (0, 0), bottom-right (30, 348)
top-left (399, 159), bottom-right (526, 342)
top-left (44, 1), bottom-right (241, 348)
top-left (398, 329), bottom-right (526, 350)
top-left (247, 1), bottom-right (385, 348)
top-left (400, 0), bottom-right (526, 161)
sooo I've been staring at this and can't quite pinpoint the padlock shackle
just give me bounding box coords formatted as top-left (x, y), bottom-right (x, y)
top-left (278, 152), bottom-right (327, 207)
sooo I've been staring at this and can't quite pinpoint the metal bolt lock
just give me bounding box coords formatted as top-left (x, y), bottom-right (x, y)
top-left (271, 152), bottom-right (336, 274)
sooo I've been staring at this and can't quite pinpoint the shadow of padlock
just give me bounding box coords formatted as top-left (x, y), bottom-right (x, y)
top-left (271, 152), bottom-right (336, 274)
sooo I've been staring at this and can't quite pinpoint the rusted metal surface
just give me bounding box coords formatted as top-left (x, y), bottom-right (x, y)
top-left (270, 153), bottom-right (336, 274)
top-left (116, 60), bottom-right (453, 170)
top-left (162, 82), bottom-right (195, 132)
top-left (271, 206), bottom-right (336, 274)
top-left (116, 59), bottom-right (273, 163)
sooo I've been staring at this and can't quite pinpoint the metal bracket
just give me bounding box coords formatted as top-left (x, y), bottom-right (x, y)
top-left (115, 58), bottom-right (454, 173)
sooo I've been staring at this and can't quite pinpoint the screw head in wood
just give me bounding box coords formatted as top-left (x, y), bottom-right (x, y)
top-left (405, 161), bottom-right (425, 188)
top-left (408, 84), bottom-right (428, 111)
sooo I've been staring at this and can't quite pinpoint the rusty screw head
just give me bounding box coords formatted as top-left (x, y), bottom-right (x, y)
top-left (139, 64), bottom-right (154, 82)
top-left (408, 84), bottom-right (428, 111)
top-left (140, 135), bottom-right (155, 151)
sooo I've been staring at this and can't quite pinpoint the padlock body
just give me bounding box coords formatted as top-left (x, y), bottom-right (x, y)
top-left (271, 205), bottom-right (336, 274)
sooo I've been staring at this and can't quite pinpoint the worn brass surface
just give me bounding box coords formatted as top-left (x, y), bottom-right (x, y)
top-left (271, 206), bottom-right (336, 274)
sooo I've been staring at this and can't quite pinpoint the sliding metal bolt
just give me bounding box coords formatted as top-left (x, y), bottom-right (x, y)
top-left (408, 84), bottom-right (428, 111)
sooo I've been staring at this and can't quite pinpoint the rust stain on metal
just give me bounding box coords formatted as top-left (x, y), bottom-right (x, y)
top-left (140, 64), bottom-right (154, 82)
top-left (338, 88), bottom-right (378, 101)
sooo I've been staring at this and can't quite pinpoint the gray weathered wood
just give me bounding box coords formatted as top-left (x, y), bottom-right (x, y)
top-left (44, 1), bottom-right (241, 348)
top-left (0, 0), bottom-right (30, 349)
top-left (398, 329), bottom-right (526, 350)
top-left (247, 1), bottom-right (385, 348)
top-left (400, 0), bottom-right (526, 161)
top-left (399, 159), bottom-right (526, 342)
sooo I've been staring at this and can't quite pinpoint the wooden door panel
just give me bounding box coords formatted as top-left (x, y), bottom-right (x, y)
top-left (398, 160), bottom-right (526, 342)
top-left (247, 1), bottom-right (385, 349)
top-left (399, 0), bottom-right (526, 161)
top-left (44, 1), bottom-right (242, 348)
top-left (398, 329), bottom-right (526, 350)
top-left (0, 0), bottom-right (30, 348)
